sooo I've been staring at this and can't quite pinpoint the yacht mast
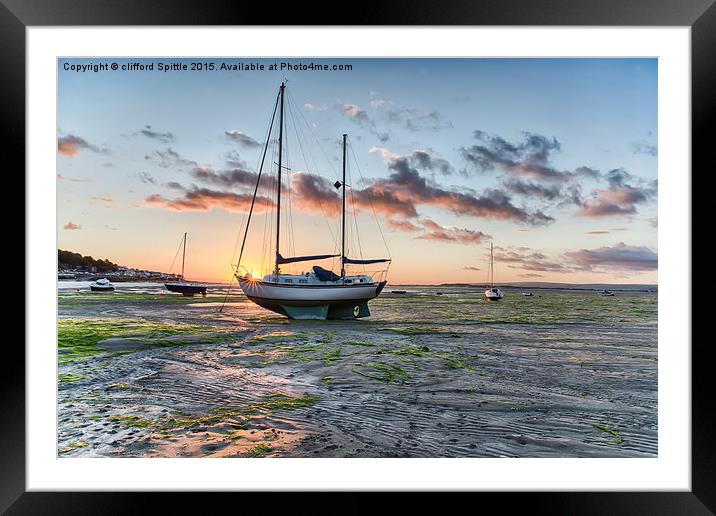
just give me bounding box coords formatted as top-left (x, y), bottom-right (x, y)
top-left (490, 242), bottom-right (494, 287)
top-left (341, 133), bottom-right (347, 279)
top-left (274, 82), bottom-right (286, 275)
top-left (181, 232), bottom-right (187, 281)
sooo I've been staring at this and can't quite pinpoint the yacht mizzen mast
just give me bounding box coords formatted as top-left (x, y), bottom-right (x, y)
top-left (490, 242), bottom-right (493, 287)
top-left (181, 232), bottom-right (187, 281)
top-left (340, 133), bottom-right (347, 280)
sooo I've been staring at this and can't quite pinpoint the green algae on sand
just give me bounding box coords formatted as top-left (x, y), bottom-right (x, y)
top-left (593, 423), bottom-right (623, 445)
top-left (57, 318), bottom-right (234, 364)
top-left (352, 362), bottom-right (411, 383)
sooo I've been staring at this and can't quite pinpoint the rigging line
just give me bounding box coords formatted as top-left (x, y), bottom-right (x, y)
top-left (347, 150), bottom-right (363, 259)
top-left (284, 132), bottom-right (296, 274)
top-left (228, 90), bottom-right (280, 271)
top-left (285, 92), bottom-right (339, 249)
top-left (288, 87), bottom-right (344, 271)
top-left (293, 95), bottom-right (347, 270)
top-left (185, 238), bottom-right (202, 280)
top-left (235, 89), bottom-right (280, 272)
top-left (167, 235), bottom-right (184, 276)
top-left (267, 138), bottom-right (278, 276)
top-left (288, 89), bottom-right (338, 177)
top-left (284, 99), bottom-right (298, 270)
top-left (261, 127), bottom-right (279, 276)
top-left (220, 89), bottom-right (280, 312)
top-left (348, 142), bottom-right (392, 259)
top-left (348, 160), bottom-right (367, 276)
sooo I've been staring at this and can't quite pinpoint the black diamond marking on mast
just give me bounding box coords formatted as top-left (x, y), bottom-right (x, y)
top-left (334, 180), bottom-right (342, 190)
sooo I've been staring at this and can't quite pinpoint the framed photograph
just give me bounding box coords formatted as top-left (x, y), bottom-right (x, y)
top-left (8, 0), bottom-right (707, 511)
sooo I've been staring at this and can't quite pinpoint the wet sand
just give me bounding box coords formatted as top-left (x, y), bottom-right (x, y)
top-left (57, 285), bottom-right (657, 458)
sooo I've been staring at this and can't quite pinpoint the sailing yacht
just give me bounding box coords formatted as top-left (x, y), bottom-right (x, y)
top-left (484, 243), bottom-right (504, 301)
top-left (234, 82), bottom-right (390, 320)
top-left (164, 232), bottom-right (207, 296)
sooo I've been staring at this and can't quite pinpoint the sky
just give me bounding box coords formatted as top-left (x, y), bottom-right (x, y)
top-left (57, 58), bottom-right (658, 284)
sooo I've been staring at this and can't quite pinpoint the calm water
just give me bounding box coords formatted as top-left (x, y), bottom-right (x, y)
top-left (57, 284), bottom-right (657, 458)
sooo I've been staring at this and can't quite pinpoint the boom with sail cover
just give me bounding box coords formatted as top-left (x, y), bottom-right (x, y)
top-left (343, 257), bottom-right (391, 265)
top-left (276, 253), bottom-right (340, 265)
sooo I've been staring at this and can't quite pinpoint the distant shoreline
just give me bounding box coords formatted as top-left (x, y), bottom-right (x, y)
top-left (58, 273), bottom-right (180, 283)
top-left (391, 283), bottom-right (658, 292)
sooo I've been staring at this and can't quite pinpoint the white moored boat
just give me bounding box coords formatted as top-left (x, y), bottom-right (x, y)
top-left (232, 82), bottom-right (390, 320)
top-left (90, 278), bottom-right (115, 292)
top-left (484, 243), bottom-right (504, 301)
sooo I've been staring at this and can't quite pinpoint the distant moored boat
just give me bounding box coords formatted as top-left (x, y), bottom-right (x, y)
top-left (484, 243), bottom-right (504, 301)
top-left (164, 232), bottom-right (207, 297)
top-left (599, 289), bottom-right (615, 296)
top-left (90, 278), bottom-right (115, 292)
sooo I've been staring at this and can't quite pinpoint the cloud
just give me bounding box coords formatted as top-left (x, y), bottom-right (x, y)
top-left (367, 148), bottom-right (554, 225)
top-left (494, 246), bottom-right (570, 273)
top-left (416, 219), bottom-right (490, 245)
top-left (304, 103), bottom-right (328, 112)
top-left (587, 230), bottom-right (611, 235)
top-left (461, 130), bottom-right (569, 182)
top-left (336, 103), bottom-right (389, 142)
top-left (225, 130), bottom-right (261, 148)
top-left (369, 93), bottom-right (453, 132)
top-left (335, 95), bottom-right (452, 142)
top-left (144, 148), bottom-right (197, 169)
top-left (464, 266), bottom-right (481, 271)
top-left (290, 171), bottom-right (417, 219)
top-left (91, 196), bottom-right (113, 206)
top-left (145, 187), bottom-right (274, 213)
top-left (578, 169), bottom-right (656, 217)
top-left (224, 150), bottom-right (248, 169)
top-left (502, 179), bottom-right (563, 201)
top-left (631, 141), bottom-right (658, 157)
top-left (385, 218), bottom-right (421, 232)
top-left (146, 146), bottom-right (552, 228)
top-left (458, 130), bottom-right (613, 210)
top-left (57, 173), bottom-right (93, 183)
top-left (564, 242), bottom-right (657, 271)
top-left (58, 134), bottom-right (110, 158)
top-left (190, 165), bottom-right (263, 189)
top-left (138, 172), bottom-right (156, 184)
top-left (291, 172), bottom-right (342, 216)
top-left (407, 149), bottom-right (453, 175)
top-left (64, 221), bottom-right (81, 230)
top-left (139, 125), bottom-right (175, 143)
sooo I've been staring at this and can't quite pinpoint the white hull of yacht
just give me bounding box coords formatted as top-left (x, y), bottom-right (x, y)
top-left (484, 288), bottom-right (504, 301)
top-left (236, 275), bottom-right (386, 319)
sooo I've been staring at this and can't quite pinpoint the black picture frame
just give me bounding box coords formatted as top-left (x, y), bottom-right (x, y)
top-left (7, 0), bottom-right (707, 512)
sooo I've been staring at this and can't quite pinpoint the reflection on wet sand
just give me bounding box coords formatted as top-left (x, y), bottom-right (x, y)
top-left (58, 285), bottom-right (657, 458)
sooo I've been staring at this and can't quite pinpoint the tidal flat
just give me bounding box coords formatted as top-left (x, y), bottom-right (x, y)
top-left (57, 285), bottom-right (657, 458)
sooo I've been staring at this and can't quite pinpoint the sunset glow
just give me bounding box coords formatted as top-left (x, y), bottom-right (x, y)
top-left (58, 58), bottom-right (657, 285)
